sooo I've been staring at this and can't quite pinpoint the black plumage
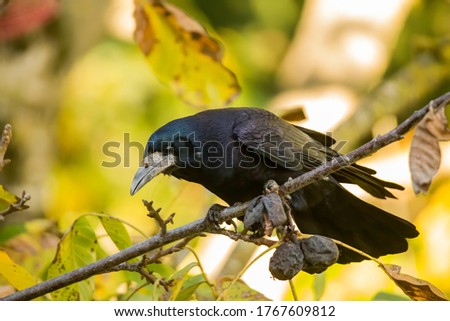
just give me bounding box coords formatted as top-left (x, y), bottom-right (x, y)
top-left (131, 107), bottom-right (418, 264)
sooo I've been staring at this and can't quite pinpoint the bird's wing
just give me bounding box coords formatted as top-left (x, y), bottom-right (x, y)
top-left (233, 110), bottom-right (403, 199)
top-left (233, 111), bottom-right (333, 171)
top-left (292, 125), bottom-right (336, 147)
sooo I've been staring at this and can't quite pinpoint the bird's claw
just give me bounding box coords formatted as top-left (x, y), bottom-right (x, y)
top-left (264, 179), bottom-right (279, 194)
top-left (205, 203), bottom-right (227, 228)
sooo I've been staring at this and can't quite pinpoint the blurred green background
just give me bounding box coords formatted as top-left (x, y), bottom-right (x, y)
top-left (1, 0), bottom-right (450, 300)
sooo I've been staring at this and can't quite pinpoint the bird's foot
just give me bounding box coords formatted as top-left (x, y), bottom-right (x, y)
top-left (205, 203), bottom-right (227, 229)
top-left (263, 179), bottom-right (279, 194)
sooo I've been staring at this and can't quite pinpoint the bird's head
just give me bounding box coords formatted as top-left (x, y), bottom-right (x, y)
top-left (130, 117), bottom-right (201, 195)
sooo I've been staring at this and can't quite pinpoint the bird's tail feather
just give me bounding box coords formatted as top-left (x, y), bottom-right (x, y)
top-left (334, 164), bottom-right (404, 199)
top-left (290, 179), bottom-right (418, 264)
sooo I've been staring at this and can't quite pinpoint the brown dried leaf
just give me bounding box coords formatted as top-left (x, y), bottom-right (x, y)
top-left (244, 193), bottom-right (287, 236)
top-left (261, 192), bottom-right (287, 228)
top-left (379, 264), bottom-right (448, 301)
top-left (244, 196), bottom-right (265, 232)
top-left (409, 106), bottom-right (450, 194)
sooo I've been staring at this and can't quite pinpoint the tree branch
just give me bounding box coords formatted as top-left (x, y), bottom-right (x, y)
top-left (280, 92), bottom-right (450, 196)
top-left (2, 92), bottom-right (449, 301)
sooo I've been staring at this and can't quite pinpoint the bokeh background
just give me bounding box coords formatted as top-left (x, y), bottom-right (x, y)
top-left (1, 0), bottom-right (450, 300)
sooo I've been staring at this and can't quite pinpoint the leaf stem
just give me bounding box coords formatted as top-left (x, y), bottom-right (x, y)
top-left (216, 241), bottom-right (282, 301)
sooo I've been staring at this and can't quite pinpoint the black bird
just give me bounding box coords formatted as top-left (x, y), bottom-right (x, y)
top-left (131, 108), bottom-right (418, 263)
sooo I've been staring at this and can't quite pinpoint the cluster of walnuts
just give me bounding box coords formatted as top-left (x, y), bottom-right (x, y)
top-left (269, 236), bottom-right (339, 280)
top-left (242, 180), bottom-right (339, 280)
top-left (244, 180), bottom-right (339, 280)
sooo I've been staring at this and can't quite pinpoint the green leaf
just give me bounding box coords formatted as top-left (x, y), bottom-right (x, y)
top-left (216, 276), bottom-right (270, 301)
top-left (47, 216), bottom-right (98, 300)
top-left (169, 262), bottom-right (199, 300)
top-left (312, 273), bottom-right (326, 300)
top-left (99, 216), bottom-right (131, 251)
top-left (0, 250), bottom-right (36, 290)
top-left (134, 0), bottom-right (240, 107)
top-left (146, 262), bottom-right (175, 279)
top-left (171, 262), bottom-right (198, 280)
top-left (174, 274), bottom-right (207, 301)
top-left (372, 291), bottom-right (411, 301)
top-left (0, 223), bottom-right (26, 244)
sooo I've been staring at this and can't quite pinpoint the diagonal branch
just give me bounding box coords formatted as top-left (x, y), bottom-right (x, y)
top-left (2, 92), bottom-right (450, 301)
top-left (280, 92), bottom-right (450, 196)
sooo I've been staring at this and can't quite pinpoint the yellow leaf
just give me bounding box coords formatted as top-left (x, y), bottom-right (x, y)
top-left (0, 185), bottom-right (20, 211)
top-left (409, 106), bottom-right (450, 194)
top-left (134, 0), bottom-right (240, 107)
top-left (379, 263), bottom-right (448, 301)
top-left (0, 250), bottom-right (36, 290)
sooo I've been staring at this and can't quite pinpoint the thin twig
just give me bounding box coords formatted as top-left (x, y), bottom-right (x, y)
top-left (0, 191), bottom-right (31, 220)
top-left (145, 235), bottom-right (197, 263)
top-left (106, 258), bottom-right (173, 292)
top-left (2, 92), bottom-right (450, 301)
top-left (105, 236), bottom-right (196, 273)
top-left (143, 200), bottom-right (175, 236)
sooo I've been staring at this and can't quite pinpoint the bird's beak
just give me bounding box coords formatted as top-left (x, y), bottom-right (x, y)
top-left (130, 152), bottom-right (176, 195)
